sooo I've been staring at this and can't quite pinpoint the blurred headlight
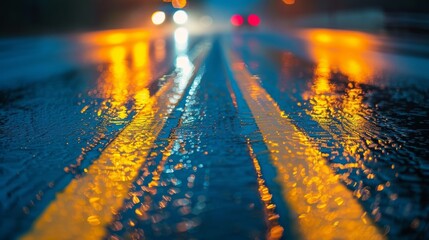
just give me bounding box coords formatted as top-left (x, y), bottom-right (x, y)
top-left (173, 10), bottom-right (188, 25)
top-left (152, 11), bottom-right (166, 25)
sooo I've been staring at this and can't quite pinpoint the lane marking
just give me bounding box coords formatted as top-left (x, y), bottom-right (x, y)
top-left (227, 76), bottom-right (284, 240)
top-left (224, 47), bottom-right (384, 240)
top-left (247, 141), bottom-right (284, 240)
top-left (22, 41), bottom-right (211, 240)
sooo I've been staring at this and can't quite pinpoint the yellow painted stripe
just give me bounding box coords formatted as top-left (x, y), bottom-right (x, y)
top-left (22, 41), bottom-right (211, 240)
top-left (225, 49), bottom-right (384, 240)
top-left (227, 77), bottom-right (284, 240)
top-left (246, 141), bottom-right (284, 240)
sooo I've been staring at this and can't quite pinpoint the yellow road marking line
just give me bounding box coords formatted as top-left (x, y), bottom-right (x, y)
top-left (227, 76), bottom-right (284, 240)
top-left (246, 141), bottom-right (284, 240)
top-left (22, 41), bottom-right (211, 240)
top-left (225, 49), bottom-right (384, 240)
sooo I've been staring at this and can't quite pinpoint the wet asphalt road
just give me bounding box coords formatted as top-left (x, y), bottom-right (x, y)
top-left (1, 27), bottom-right (429, 239)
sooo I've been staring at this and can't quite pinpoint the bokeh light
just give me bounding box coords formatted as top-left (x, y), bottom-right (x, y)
top-left (173, 10), bottom-right (188, 25)
top-left (172, 0), bottom-right (187, 9)
top-left (248, 14), bottom-right (260, 26)
top-left (231, 14), bottom-right (244, 27)
top-left (151, 11), bottom-right (166, 25)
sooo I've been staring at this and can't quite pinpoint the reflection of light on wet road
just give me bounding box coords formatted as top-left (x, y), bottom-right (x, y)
top-left (107, 46), bottom-right (129, 120)
top-left (154, 39), bottom-right (166, 63)
top-left (174, 28), bottom-right (193, 95)
top-left (225, 49), bottom-right (383, 240)
top-left (302, 29), bottom-right (379, 152)
top-left (146, 65), bottom-right (204, 191)
top-left (175, 27), bottom-right (189, 55)
top-left (297, 30), bottom-right (415, 234)
top-left (133, 42), bottom-right (148, 69)
top-left (79, 29), bottom-right (149, 46)
top-left (301, 29), bottom-right (383, 83)
top-left (175, 55), bottom-right (193, 95)
top-left (70, 30), bottom-right (159, 169)
top-left (233, 30), bottom-right (428, 237)
top-left (77, 28), bottom-right (154, 65)
top-left (302, 29), bottom-right (390, 198)
top-left (132, 41), bottom-right (152, 110)
top-left (313, 57), bottom-right (331, 94)
top-left (304, 53), bottom-right (336, 125)
top-left (22, 34), bottom-right (211, 239)
top-left (176, 55), bottom-right (191, 69)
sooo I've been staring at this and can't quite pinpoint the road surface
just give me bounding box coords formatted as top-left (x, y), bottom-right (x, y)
top-left (1, 26), bottom-right (429, 239)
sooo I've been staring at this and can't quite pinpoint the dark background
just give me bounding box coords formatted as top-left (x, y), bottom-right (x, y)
top-left (0, 0), bottom-right (428, 35)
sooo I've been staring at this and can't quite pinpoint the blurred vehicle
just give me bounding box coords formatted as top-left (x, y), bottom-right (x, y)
top-left (151, 4), bottom-right (188, 26)
top-left (230, 14), bottom-right (260, 28)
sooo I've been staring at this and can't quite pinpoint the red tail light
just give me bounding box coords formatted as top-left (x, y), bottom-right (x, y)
top-left (248, 14), bottom-right (260, 27)
top-left (231, 14), bottom-right (244, 26)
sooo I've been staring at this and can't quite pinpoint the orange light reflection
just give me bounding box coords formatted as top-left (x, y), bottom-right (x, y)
top-left (301, 29), bottom-right (381, 83)
top-left (80, 29), bottom-right (149, 47)
top-left (229, 51), bottom-right (383, 239)
top-left (108, 46), bottom-right (129, 120)
top-left (72, 29), bottom-right (164, 168)
top-left (302, 29), bottom-right (389, 205)
top-left (154, 39), bottom-right (167, 63)
top-left (91, 31), bottom-right (155, 121)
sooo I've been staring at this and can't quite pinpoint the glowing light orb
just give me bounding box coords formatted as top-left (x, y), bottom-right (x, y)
top-left (173, 10), bottom-right (188, 25)
top-left (231, 14), bottom-right (244, 27)
top-left (151, 11), bottom-right (166, 25)
top-left (248, 14), bottom-right (260, 26)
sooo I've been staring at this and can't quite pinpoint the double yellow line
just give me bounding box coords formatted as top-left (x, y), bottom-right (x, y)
top-left (23, 39), bottom-right (383, 240)
top-left (22, 41), bottom-right (211, 240)
top-left (224, 48), bottom-right (384, 240)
